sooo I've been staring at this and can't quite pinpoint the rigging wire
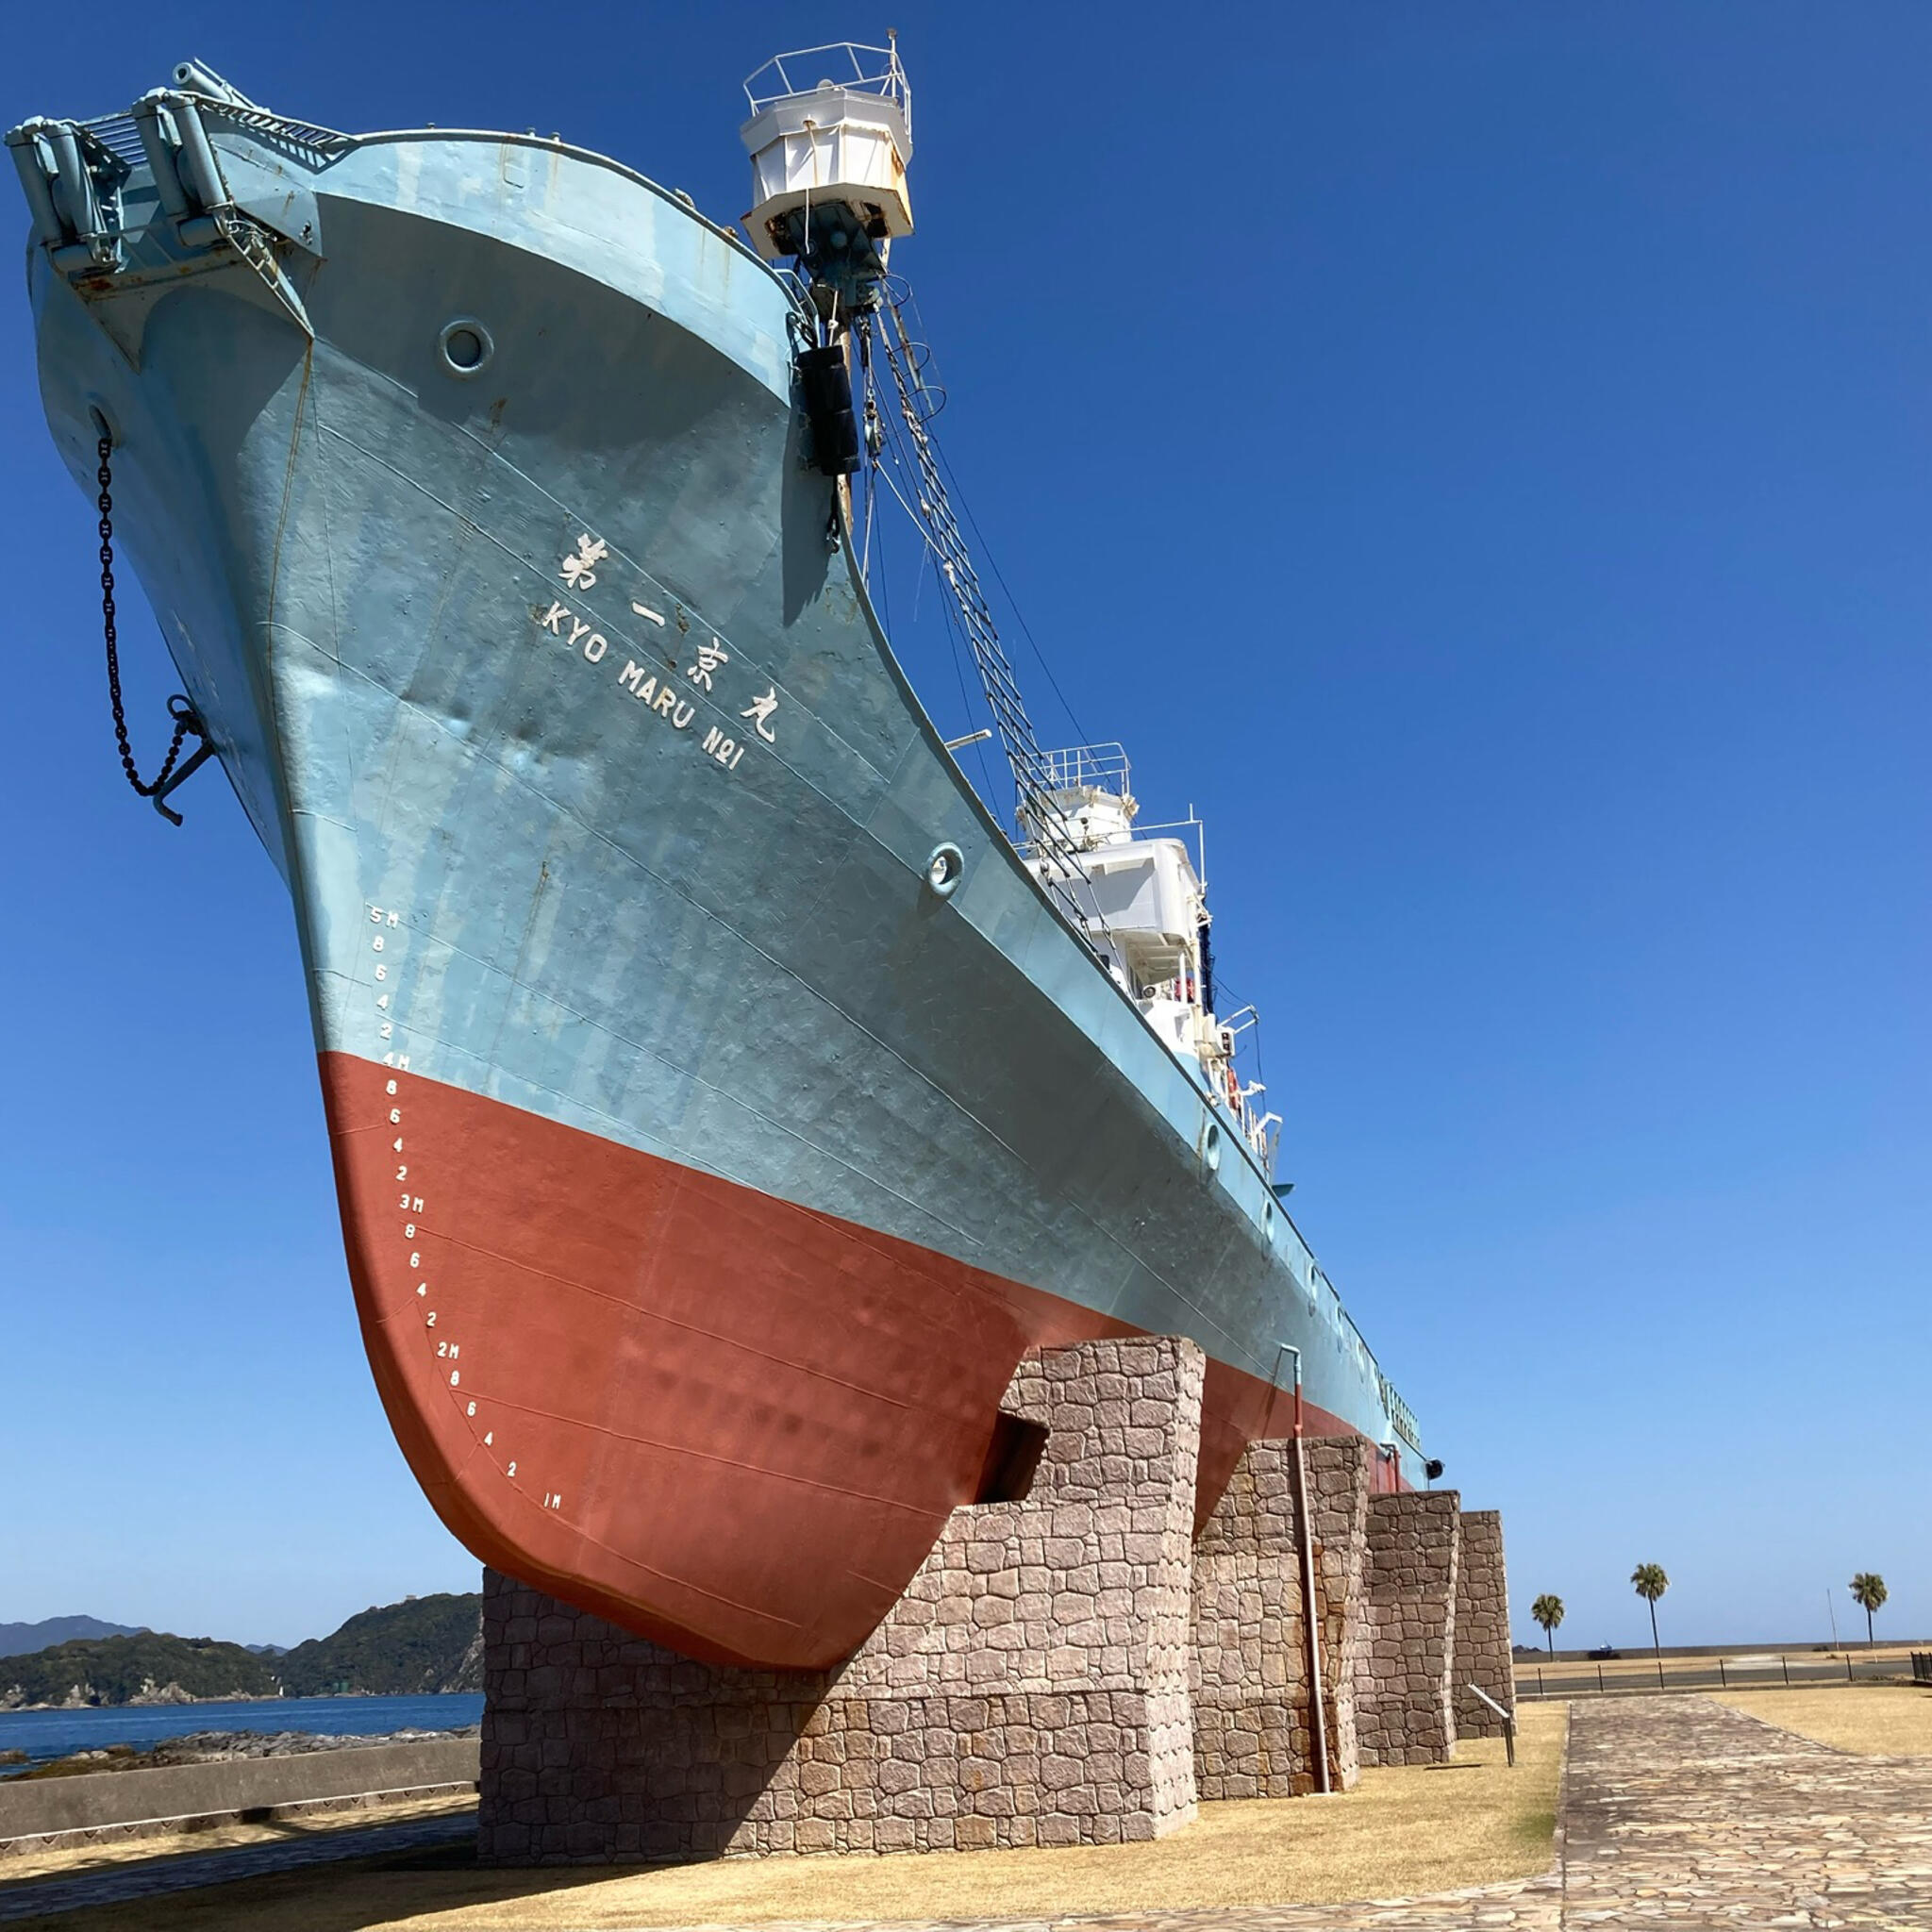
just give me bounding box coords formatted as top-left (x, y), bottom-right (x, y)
top-left (929, 437), bottom-right (1093, 751)
top-left (867, 346), bottom-right (1001, 804)
top-left (872, 300), bottom-right (1103, 930)
top-left (1213, 973), bottom-right (1268, 1097)
top-left (884, 284), bottom-right (1091, 747)
top-left (858, 289), bottom-right (1263, 1131)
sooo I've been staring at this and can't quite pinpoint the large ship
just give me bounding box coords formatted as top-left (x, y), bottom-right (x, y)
top-left (10, 46), bottom-right (1426, 1671)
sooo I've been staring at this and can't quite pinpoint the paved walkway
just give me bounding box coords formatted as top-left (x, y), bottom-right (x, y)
top-left (0, 1809), bottom-right (475, 1924)
top-left (1554, 1693), bottom-right (1932, 1928)
top-left (2, 1698), bottom-right (1927, 1926)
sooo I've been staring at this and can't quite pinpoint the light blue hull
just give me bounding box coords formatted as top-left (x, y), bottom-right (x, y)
top-left (16, 85), bottom-right (1424, 1665)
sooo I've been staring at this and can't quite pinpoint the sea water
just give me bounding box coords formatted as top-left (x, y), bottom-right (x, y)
top-left (0, 1692), bottom-right (484, 1768)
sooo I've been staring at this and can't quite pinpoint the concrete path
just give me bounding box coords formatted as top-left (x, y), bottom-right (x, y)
top-left (0, 1808), bottom-right (475, 1924)
top-left (2, 1697), bottom-right (1927, 1926)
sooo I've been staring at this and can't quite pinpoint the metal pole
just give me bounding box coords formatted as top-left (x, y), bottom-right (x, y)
top-left (1782, 1655), bottom-right (1790, 1686)
top-left (1279, 1345), bottom-right (1331, 1795)
top-left (1598, 1664), bottom-right (1605, 1692)
top-left (1464, 1682), bottom-right (1515, 1767)
top-left (1719, 1657), bottom-right (1726, 1688)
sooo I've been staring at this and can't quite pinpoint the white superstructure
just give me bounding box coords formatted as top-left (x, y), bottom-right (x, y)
top-left (740, 39), bottom-right (913, 265)
top-left (1024, 745), bottom-right (1278, 1166)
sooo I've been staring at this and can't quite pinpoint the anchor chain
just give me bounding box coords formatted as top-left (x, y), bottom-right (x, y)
top-left (94, 432), bottom-right (208, 824)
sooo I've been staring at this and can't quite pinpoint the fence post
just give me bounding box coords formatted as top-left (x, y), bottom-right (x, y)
top-left (1782, 1655), bottom-right (1790, 1686)
top-left (1598, 1664), bottom-right (1605, 1692)
top-left (1719, 1657), bottom-right (1726, 1688)
top-left (1466, 1682), bottom-right (1515, 1765)
top-left (1847, 1656), bottom-right (1853, 1682)
top-left (1657, 1657), bottom-right (1665, 1690)
top-left (1538, 1667), bottom-right (1544, 1696)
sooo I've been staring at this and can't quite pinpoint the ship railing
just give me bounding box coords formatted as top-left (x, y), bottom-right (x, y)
top-left (744, 39), bottom-right (912, 131)
top-left (74, 113), bottom-right (147, 171)
top-left (1334, 1301), bottom-right (1423, 1460)
top-left (1040, 742), bottom-right (1131, 797)
top-left (196, 103), bottom-right (351, 165)
top-left (77, 102), bottom-right (349, 175)
top-left (1130, 812), bottom-right (1208, 898)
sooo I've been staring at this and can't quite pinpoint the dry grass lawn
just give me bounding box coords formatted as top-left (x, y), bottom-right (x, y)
top-left (1715, 1682), bottom-right (1932, 1756)
top-left (6, 1704), bottom-right (1564, 1930)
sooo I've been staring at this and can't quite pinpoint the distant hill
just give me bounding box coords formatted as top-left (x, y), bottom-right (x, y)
top-left (0, 1633), bottom-right (279, 1709)
top-left (0, 1617), bottom-right (145, 1655)
top-left (278, 1592), bottom-right (482, 1696)
top-left (0, 1592), bottom-right (482, 1708)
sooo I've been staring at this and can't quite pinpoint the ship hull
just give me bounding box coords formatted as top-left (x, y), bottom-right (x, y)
top-left (325, 1052), bottom-right (1353, 1666)
top-left (23, 109), bottom-right (1419, 1668)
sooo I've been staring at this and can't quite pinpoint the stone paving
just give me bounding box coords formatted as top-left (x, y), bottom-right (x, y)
top-left (1554, 1693), bottom-right (1932, 1928)
top-left (4, 1695), bottom-right (1929, 1926)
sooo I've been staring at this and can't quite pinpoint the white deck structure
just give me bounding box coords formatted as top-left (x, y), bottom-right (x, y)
top-left (1026, 745), bottom-right (1279, 1165)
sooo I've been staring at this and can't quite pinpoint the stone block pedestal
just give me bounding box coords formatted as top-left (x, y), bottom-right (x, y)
top-left (482, 1330), bottom-right (1519, 1859)
top-left (1355, 1488), bottom-right (1461, 1767)
top-left (1191, 1434), bottom-right (1374, 1796)
top-left (1453, 1508), bottom-right (1515, 1738)
top-left (480, 1336), bottom-right (1204, 1860)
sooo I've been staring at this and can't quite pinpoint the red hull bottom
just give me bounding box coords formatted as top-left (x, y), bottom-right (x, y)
top-left (321, 1053), bottom-right (1374, 1669)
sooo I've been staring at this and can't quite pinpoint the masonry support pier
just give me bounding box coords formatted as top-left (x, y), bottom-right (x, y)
top-left (1354, 1488), bottom-right (1462, 1767)
top-left (1190, 1435), bottom-right (1374, 1796)
top-left (482, 1332), bottom-right (1516, 1860)
top-left (480, 1336), bottom-right (1204, 1860)
top-left (1452, 1508), bottom-right (1515, 1740)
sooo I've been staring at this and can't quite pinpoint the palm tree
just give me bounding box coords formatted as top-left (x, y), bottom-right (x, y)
top-left (1530, 1592), bottom-right (1565, 1657)
top-left (1631, 1563), bottom-right (1670, 1657)
top-left (1849, 1574), bottom-right (1888, 1649)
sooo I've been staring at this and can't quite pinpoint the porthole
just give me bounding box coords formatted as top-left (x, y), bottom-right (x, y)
top-left (1263, 1197), bottom-right (1275, 1240)
top-left (1204, 1120), bottom-right (1222, 1173)
top-left (439, 318), bottom-right (493, 376)
top-left (925, 842), bottom-right (964, 898)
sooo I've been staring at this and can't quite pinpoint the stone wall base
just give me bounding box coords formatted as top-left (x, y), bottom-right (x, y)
top-left (1356, 1489), bottom-right (1461, 1767)
top-left (482, 1337), bottom-right (1518, 1857)
top-left (482, 1337), bottom-right (1204, 1860)
top-left (1454, 1509), bottom-right (1516, 1738)
top-left (1191, 1434), bottom-right (1374, 1797)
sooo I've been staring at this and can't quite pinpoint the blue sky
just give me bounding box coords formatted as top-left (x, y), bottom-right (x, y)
top-left (1, 3), bottom-right (1924, 1653)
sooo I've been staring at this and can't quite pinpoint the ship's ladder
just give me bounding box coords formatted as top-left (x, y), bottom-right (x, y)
top-left (870, 298), bottom-right (1103, 939)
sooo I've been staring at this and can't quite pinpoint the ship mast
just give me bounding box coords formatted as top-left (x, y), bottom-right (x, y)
top-left (739, 41), bottom-right (1103, 935)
